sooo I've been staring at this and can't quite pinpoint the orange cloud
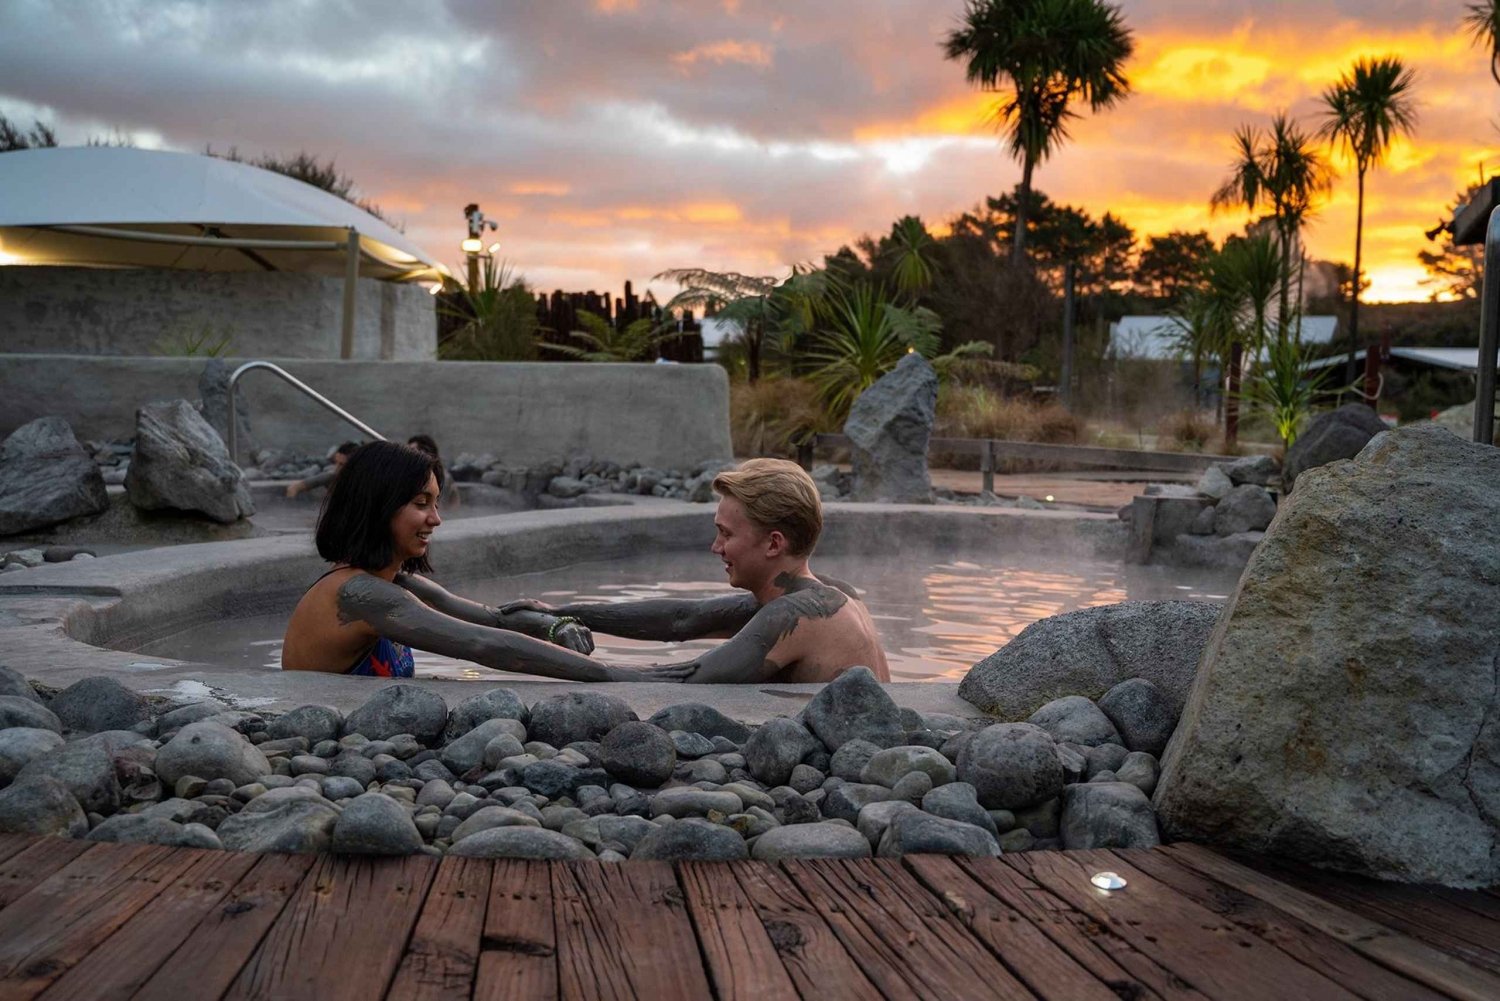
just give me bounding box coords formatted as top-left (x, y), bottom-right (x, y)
top-left (509, 181), bottom-right (571, 196)
top-left (670, 40), bottom-right (773, 70)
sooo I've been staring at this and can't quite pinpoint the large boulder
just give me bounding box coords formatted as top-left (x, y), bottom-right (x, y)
top-left (0, 417), bottom-right (108, 535)
top-left (960, 601), bottom-right (1221, 719)
top-left (1155, 425), bottom-right (1500, 887)
top-left (444, 688), bottom-right (528, 743)
top-left (599, 721), bottom-right (676, 788)
top-left (1213, 484), bottom-right (1276, 536)
top-left (800, 666), bottom-right (904, 751)
top-left (155, 721), bottom-right (271, 787)
top-left (956, 723), bottom-right (1063, 811)
top-left (125, 399), bottom-right (254, 523)
top-left (343, 684), bottom-right (448, 745)
top-left (0, 728), bottom-right (64, 785)
top-left (1061, 782), bottom-right (1160, 849)
top-left (844, 352), bottom-right (938, 503)
top-left (48, 676), bottom-right (153, 733)
top-left (646, 703), bottom-right (750, 743)
top-left (1283, 403), bottom-right (1386, 491)
top-left (217, 798), bottom-right (340, 854)
top-left (0, 775), bottom-right (87, 836)
top-left (528, 692), bottom-right (636, 747)
top-left (743, 717), bottom-right (821, 786)
top-left (15, 741), bottom-right (121, 814)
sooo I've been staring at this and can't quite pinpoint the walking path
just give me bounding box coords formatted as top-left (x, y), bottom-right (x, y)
top-left (0, 835), bottom-right (1495, 999)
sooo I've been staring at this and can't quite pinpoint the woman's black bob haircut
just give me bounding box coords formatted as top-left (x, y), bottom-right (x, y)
top-left (315, 441), bottom-right (440, 575)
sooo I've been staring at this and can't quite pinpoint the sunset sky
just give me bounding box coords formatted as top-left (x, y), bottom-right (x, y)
top-left (2, 0), bottom-right (1497, 304)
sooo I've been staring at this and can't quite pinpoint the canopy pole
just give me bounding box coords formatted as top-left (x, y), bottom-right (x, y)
top-left (341, 228), bottom-right (358, 360)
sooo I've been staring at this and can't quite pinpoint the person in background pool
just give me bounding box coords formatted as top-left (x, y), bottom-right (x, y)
top-left (281, 440), bottom-right (691, 682)
top-left (285, 441), bottom-right (358, 499)
top-left (506, 459), bottom-right (890, 683)
top-left (406, 433), bottom-right (461, 509)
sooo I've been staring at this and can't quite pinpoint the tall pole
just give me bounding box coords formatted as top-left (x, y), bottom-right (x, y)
top-left (1061, 260), bottom-right (1076, 408)
top-left (340, 228), bottom-right (358, 360)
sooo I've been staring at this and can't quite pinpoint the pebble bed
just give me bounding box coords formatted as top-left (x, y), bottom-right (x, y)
top-left (0, 666), bottom-right (1172, 861)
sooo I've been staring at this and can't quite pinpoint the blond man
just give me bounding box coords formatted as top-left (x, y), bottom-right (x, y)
top-left (509, 459), bottom-right (889, 683)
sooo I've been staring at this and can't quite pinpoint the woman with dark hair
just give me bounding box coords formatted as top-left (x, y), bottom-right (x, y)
top-left (406, 434), bottom-right (460, 509)
top-left (281, 441), bottom-right (689, 681)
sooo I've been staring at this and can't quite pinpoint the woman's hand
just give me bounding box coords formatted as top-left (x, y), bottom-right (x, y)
top-left (603, 662), bottom-right (696, 683)
top-left (550, 620), bottom-right (595, 655)
top-left (499, 598), bottom-right (557, 616)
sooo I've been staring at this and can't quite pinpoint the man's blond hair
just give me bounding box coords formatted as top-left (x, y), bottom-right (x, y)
top-left (712, 458), bottom-right (822, 556)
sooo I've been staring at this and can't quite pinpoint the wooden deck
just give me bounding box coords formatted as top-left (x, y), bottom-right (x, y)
top-left (0, 834), bottom-right (1496, 1001)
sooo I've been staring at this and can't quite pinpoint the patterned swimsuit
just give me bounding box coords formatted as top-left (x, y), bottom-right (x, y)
top-left (347, 635), bottom-right (415, 678)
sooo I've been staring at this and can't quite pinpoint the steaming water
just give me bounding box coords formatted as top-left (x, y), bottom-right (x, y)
top-left (133, 551), bottom-right (1238, 682)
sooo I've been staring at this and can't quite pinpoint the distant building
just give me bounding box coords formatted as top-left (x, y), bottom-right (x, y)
top-left (1107, 315), bottom-right (1340, 362)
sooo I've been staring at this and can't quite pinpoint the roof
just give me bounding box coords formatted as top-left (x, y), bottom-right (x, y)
top-left (1108, 314), bottom-right (1339, 361)
top-left (1305, 346), bottom-right (1496, 372)
top-left (0, 147), bottom-right (439, 281)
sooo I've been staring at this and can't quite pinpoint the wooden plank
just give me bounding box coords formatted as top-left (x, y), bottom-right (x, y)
top-left (678, 862), bottom-right (799, 1001)
top-left (475, 859), bottom-right (556, 1001)
top-left (815, 433), bottom-right (1233, 472)
top-left (1115, 848), bottom-right (1448, 1001)
top-left (36, 848), bottom-right (260, 1001)
top-left (0, 838), bottom-right (94, 909)
top-left (1234, 852), bottom-right (1500, 974)
top-left (387, 856), bottom-right (492, 1001)
top-left (786, 857), bottom-right (1033, 1001)
top-left (130, 852), bottom-right (316, 1001)
top-left (0, 841), bottom-right (195, 1001)
top-left (1164, 844), bottom-right (1500, 1001)
top-left (726, 860), bottom-right (881, 1001)
top-left (957, 856), bottom-right (1206, 999)
top-left (552, 861), bottom-right (711, 1001)
top-left (223, 853), bottom-right (437, 1001)
top-left (1007, 849), bottom-right (1364, 1001)
top-left (0, 835), bottom-right (37, 869)
top-left (905, 854), bottom-right (1130, 1001)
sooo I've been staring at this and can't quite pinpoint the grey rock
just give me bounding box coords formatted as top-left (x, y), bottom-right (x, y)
top-left (0, 727), bottom-right (64, 785)
top-left (650, 788), bottom-right (742, 818)
top-left (416, 779), bottom-right (455, 810)
top-left (329, 752), bottom-right (378, 787)
top-left (721, 783), bottom-right (775, 812)
top-left (89, 814), bottom-right (222, 850)
top-left (528, 692), bottom-right (636, 747)
top-left (789, 764), bottom-right (825, 794)
top-left (752, 822), bottom-right (871, 859)
top-left (289, 755), bottom-right (329, 776)
top-left (957, 723), bottom-right (1064, 811)
top-left (998, 828), bottom-right (1035, 852)
top-left (669, 731), bottom-right (715, 758)
top-left (1196, 465), bottom-right (1234, 500)
top-left (890, 770), bottom-right (933, 803)
top-left (217, 798), bottom-right (340, 854)
top-left (631, 817), bottom-right (749, 861)
top-left (845, 352), bottom-right (938, 502)
top-left (829, 739), bottom-right (882, 782)
top-left (1097, 678), bottom-right (1177, 756)
top-left (521, 760), bottom-right (581, 798)
top-left (482, 734), bottom-right (526, 770)
top-left (743, 717), bottom-right (820, 787)
top-left (158, 701), bottom-right (230, 732)
top-left (1026, 696), bottom-right (1121, 748)
top-left (239, 785), bottom-right (331, 813)
top-left (17, 742), bottom-right (120, 813)
top-left (0, 696), bottom-right (61, 733)
top-left (646, 703), bottom-right (750, 743)
top-left (451, 806), bottom-right (542, 843)
top-left (860, 745), bottom-right (957, 787)
top-left (877, 812), bottom-right (1001, 858)
top-left (800, 666), bottom-right (903, 751)
top-left (1085, 743), bottom-right (1131, 780)
top-left (1221, 454), bottom-right (1280, 487)
top-left (855, 800), bottom-right (920, 847)
top-left (1284, 403), bottom-right (1387, 491)
top-left (1015, 798), bottom-right (1061, 838)
top-left (344, 685), bottom-right (448, 745)
top-left (49, 676), bottom-right (153, 734)
top-left (444, 688), bottom-right (528, 743)
top-left (596, 815), bottom-right (657, 852)
top-left (822, 782), bottom-right (894, 823)
top-left (1157, 425), bottom-right (1500, 886)
top-left (921, 782), bottom-right (999, 837)
top-left (1061, 782), bottom-right (1159, 849)
top-left (268, 705), bottom-right (344, 744)
top-left (442, 718), bottom-right (523, 776)
top-left (0, 417), bottom-right (109, 534)
top-left (332, 793), bottom-right (424, 855)
top-left (1117, 752), bottom-right (1159, 797)
top-left (156, 722), bottom-right (273, 788)
top-left (1055, 743), bottom-right (1088, 784)
top-left (0, 775), bottom-right (86, 835)
top-left (1187, 505), bottom-right (1217, 535)
top-left (125, 399), bottom-right (254, 522)
top-left (0, 666), bottom-right (40, 704)
top-left (600, 722), bottom-right (677, 787)
top-left (960, 601), bottom-right (1222, 719)
top-left (1214, 484), bottom-right (1277, 536)
top-left (449, 826), bottom-right (595, 860)
top-left (675, 758), bottom-right (728, 784)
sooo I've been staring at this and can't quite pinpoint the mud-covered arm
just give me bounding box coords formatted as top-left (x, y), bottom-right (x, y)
top-left (340, 575), bottom-right (684, 682)
top-left (682, 587), bottom-right (848, 684)
top-left (515, 592), bottom-right (762, 642)
top-left (397, 573), bottom-right (592, 654)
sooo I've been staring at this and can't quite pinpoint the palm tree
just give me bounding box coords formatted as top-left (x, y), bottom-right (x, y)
top-left (943, 0), bottom-right (1134, 266)
top-left (1466, 1), bottom-right (1500, 86)
top-left (654, 269), bottom-right (778, 382)
top-left (1211, 114), bottom-right (1333, 337)
top-left (1205, 234), bottom-right (1283, 447)
top-left (1319, 56), bottom-right (1417, 385)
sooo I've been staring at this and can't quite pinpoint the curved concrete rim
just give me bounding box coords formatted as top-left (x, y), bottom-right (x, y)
top-left (0, 500), bottom-right (1125, 723)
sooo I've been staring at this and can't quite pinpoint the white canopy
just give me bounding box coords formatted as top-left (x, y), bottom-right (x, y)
top-left (0, 147), bottom-right (440, 281)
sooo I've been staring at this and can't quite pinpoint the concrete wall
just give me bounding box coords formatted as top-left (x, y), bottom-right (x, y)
top-left (0, 265), bottom-right (435, 360)
top-left (0, 355), bottom-right (733, 469)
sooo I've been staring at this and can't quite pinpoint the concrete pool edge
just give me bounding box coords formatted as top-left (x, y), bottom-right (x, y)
top-left (0, 501), bottom-right (1127, 722)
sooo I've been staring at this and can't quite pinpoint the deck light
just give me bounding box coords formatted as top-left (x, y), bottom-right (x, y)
top-left (1090, 871), bottom-right (1127, 890)
top-left (1045, 495), bottom-right (1055, 503)
top-left (460, 237), bottom-right (483, 254)
top-left (488, 242), bottom-right (501, 254)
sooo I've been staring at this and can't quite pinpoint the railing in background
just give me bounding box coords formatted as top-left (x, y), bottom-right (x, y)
top-left (226, 360), bottom-right (385, 464)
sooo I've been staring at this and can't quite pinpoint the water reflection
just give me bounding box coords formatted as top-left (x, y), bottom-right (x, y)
top-left (134, 551), bottom-right (1238, 683)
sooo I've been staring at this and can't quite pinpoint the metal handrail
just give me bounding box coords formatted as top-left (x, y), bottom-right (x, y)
top-left (226, 361), bottom-right (384, 464)
top-left (1476, 207), bottom-right (1500, 444)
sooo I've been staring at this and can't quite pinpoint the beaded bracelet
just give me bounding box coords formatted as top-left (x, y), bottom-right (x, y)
top-left (547, 616), bottom-right (582, 643)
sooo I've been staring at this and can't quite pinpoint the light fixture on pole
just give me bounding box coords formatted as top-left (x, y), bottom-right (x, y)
top-left (462, 203), bottom-right (497, 292)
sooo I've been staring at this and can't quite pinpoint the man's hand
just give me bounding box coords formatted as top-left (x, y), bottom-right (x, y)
top-left (285, 482), bottom-right (304, 499)
top-left (603, 662), bottom-right (696, 682)
top-left (550, 620), bottom-right (595, 655)
top-left (500, 598), bottom-right (558, 616)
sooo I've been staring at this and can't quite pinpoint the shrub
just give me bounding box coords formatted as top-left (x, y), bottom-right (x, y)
top-left (729, 378), bottom-right (832, 458)
top-left (1156, 410), bottom-right (1216, 452)
top-left (932, 385), bottom-right (1081, 469)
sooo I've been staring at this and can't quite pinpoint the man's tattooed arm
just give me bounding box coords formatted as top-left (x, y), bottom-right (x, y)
top-left (504, 592), bottom-right (761, 642)
top-left (396, 573), bottom-right (593, 654)
top-left (682, 580), bottom-right (848, 684)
